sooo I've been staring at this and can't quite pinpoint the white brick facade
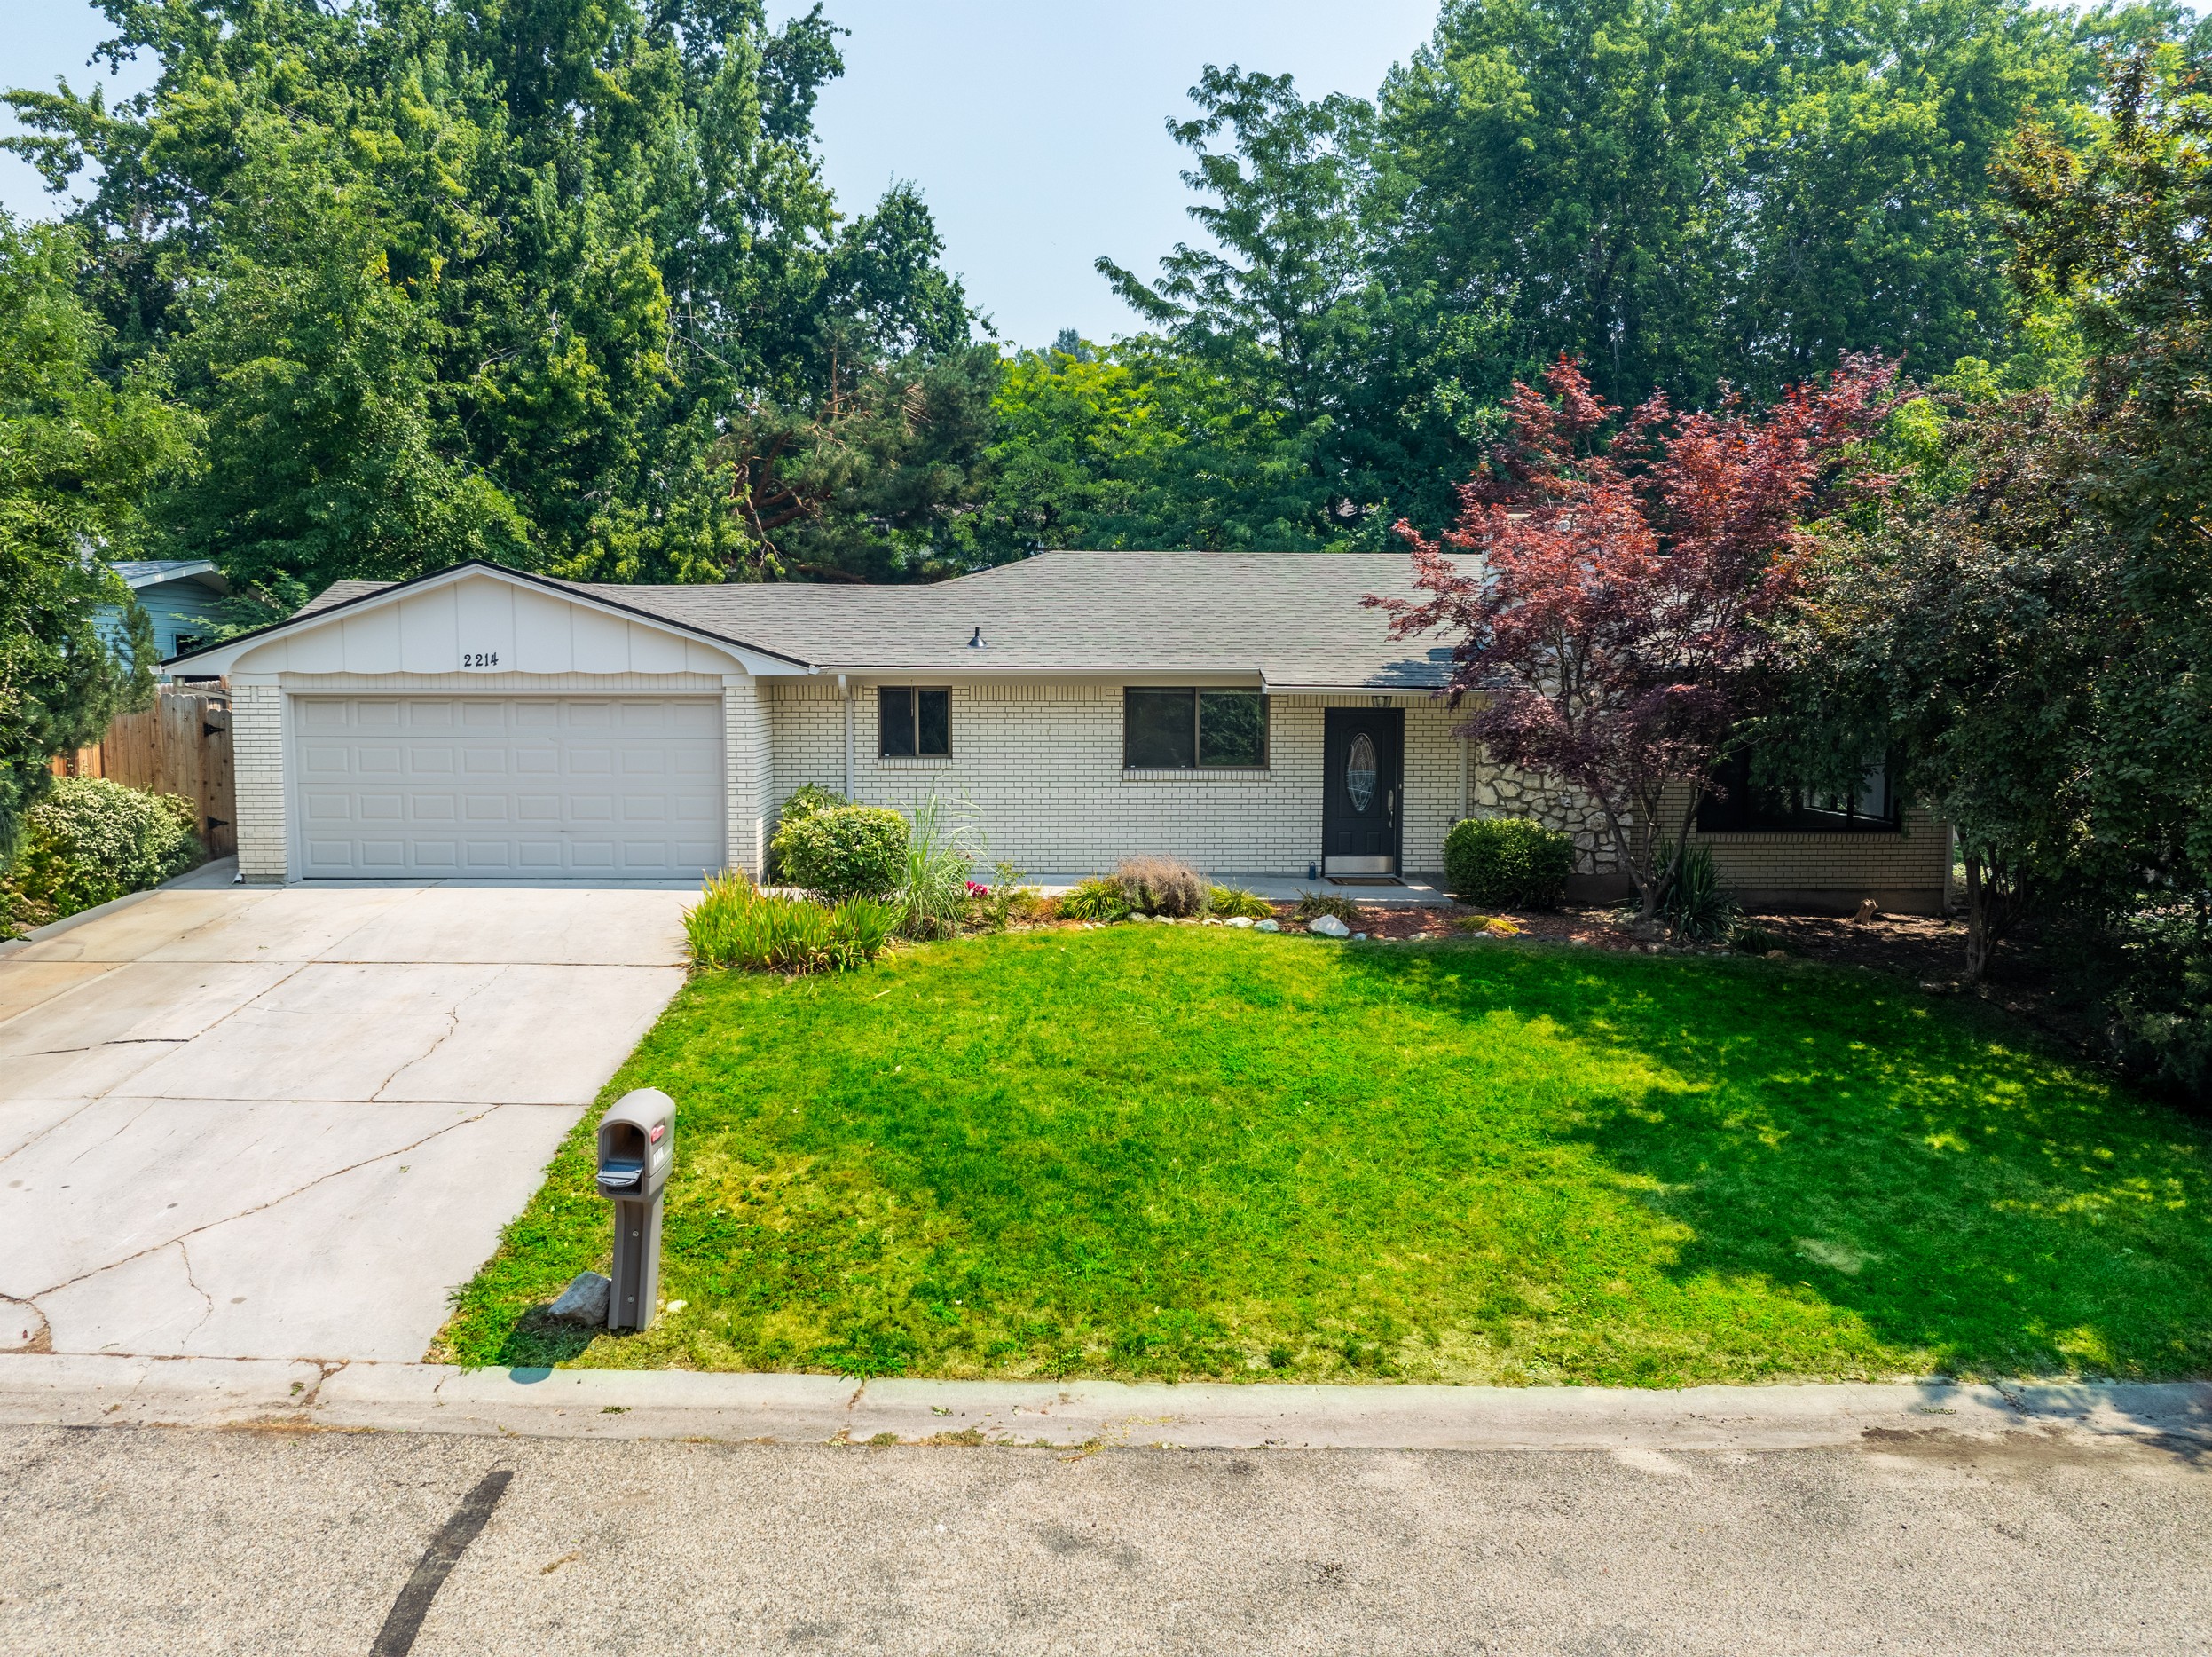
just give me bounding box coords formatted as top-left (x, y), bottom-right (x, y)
top-left (195, 564), bottom-right (1944, 907)
top-left (765, 683), bottom-right (1472, 876)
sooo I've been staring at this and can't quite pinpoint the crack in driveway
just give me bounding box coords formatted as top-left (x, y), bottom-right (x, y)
top-left (26, 1106), bottom-right (507, 1301)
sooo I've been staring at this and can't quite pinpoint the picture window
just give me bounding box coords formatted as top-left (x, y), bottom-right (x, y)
top-left (1123, 688), bottom-right (1268, 770)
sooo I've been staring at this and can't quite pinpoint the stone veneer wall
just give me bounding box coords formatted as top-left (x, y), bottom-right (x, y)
top-left (766, 683), bottom-right (1472, 875)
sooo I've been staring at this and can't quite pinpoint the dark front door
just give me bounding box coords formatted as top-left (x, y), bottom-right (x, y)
top-left (1322, 706), bottom-right (1402, 875)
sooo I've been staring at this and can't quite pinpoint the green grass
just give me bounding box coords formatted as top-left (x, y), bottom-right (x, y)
top-left (436, 928), bottom-right (2212, 1385)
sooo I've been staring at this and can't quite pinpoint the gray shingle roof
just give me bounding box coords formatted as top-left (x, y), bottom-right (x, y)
top-left (291, 552), bottom-right (1456, 689)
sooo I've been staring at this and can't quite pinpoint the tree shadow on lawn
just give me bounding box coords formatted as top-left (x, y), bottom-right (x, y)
top-left (1341, 941), bottom-right (2212, 1384)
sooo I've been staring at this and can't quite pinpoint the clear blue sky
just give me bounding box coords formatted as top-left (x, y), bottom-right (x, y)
top-left (0, 0), bottom-right (1441, 348)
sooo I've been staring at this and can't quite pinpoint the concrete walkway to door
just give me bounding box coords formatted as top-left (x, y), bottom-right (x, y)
top-left (0, 867), bottom-right (692, 1362)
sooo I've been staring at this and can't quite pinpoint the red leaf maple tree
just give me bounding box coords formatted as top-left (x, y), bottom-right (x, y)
top-left (1367, 355), bottom-right (1897, 927)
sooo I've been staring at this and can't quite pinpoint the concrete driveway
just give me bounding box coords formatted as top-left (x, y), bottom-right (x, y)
top-left (0, 869), bottom-right (692, 1362)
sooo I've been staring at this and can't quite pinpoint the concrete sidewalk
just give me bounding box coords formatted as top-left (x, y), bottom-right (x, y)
top-left (5, 1353), bottom-right (2207, 1452)
top-left (0, 876), bottom-right (692, 1363)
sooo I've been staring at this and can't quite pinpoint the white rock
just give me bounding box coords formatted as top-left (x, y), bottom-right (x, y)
top-left (547, 1271), bottom-right (610, 1326)
top-left (1351, 932), bottom-right (1367, 941)
top-left (1224, 917), bottom-right (1255, 929)
top-left (1202, 917), bottom-right (1223, 927)
top-left (1309, 914), bottom-right (1351, 938)
top-left (1254, 919), bottom-right (1280, 933)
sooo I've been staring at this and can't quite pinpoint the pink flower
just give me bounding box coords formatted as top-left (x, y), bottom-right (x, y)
top-left (966, 880), bottom-right (989, 896)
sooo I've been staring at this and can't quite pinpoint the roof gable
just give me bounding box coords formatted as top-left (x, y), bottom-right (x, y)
top-left (166, 562), bottom-right (808, 677)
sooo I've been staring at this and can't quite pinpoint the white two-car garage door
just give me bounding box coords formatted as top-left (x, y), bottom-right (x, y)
top-left (295, 697), bottom-right (724, 880)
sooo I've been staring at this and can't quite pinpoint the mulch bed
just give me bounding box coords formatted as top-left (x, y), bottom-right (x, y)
top-left (1258, 898), bottom-right (2107, 1055)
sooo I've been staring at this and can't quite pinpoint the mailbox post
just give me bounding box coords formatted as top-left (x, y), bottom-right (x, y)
top-left (595, 1088), bottom-right (675, 1332)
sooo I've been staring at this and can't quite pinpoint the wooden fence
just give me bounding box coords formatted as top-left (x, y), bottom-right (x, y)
top-left (51, 687), bottom-right (237, 857)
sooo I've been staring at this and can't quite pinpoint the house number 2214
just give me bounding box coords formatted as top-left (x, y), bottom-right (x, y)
top-left (461, 651), bottom-right (500, 667)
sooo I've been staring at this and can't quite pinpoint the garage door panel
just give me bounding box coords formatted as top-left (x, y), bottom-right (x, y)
top-left (296, 697), bottom-right (723, 880)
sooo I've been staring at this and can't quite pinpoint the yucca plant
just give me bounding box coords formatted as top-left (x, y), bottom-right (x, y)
top-left (1657, 841), bottom-right (1738, 943)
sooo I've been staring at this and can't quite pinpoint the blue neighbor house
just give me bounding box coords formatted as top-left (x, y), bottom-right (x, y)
top-left (98, 560), bottom-right (230, 672)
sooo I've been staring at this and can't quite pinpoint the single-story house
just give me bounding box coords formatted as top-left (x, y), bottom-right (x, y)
top-left (98, 559), bottom-right (232, 667)
top-left (164, 553), bottom-right (1949, 911)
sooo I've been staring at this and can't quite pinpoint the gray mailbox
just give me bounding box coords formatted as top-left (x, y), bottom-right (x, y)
top-left (595, 1088), bottom-right (675, 1331)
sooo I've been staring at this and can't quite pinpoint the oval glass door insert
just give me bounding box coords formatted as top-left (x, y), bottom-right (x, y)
top-left (1346, 732), bottom-right (1378, 812)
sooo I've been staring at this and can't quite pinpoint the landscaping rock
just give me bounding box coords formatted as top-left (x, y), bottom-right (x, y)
top-left (546, 1271), bottom-right (610, 1326)
top-left (1310, 914), bottom-right (1351, 938)
top-left (1254, 919), bottom-right (1279, 932)
top-left (1224, 917), bottom-right (1255, 929)
top-left (1202, 918), bottom-right (1222, 926)
top-left (1351, 932), bottom-right (1367, 941)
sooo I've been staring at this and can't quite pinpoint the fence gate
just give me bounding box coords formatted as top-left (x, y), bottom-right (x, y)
top-left (51, 688), bottom-right (236, 857)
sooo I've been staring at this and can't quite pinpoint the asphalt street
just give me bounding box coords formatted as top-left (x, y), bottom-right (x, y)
top-left (3, 1424), bottom-right (2205, 1655)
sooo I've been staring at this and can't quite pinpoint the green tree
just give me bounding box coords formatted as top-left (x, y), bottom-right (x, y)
top-left (5, 0), bottom-right (976, 591)
top-left (2001, 39), bottom-right (2212, 895)
top-left (0, 214), bottom-right (192, 863)
top-left (1097, 67), bottom-right (1382, 547)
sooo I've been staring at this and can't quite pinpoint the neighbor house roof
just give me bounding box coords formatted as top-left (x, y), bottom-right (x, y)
top-left (285, 552), bottom-right (1455, 690)
top-left (110, 558), bottom-right (230, 594)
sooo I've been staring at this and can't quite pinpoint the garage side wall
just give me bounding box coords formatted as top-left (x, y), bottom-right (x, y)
top-left (764, 683), bottom-right (1469, 875)
top-left (232, 678), bottom-right (287, 882)
top-left (722, 677), bottom-right (772, 879)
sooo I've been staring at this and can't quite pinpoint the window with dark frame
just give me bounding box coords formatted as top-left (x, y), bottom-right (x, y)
top-left (878, 686), bottom-right (951, 758)
top-left (1122, 688), bottom-right (1269, 770)
top-left (1696, 751), bottom-right (1901, 833)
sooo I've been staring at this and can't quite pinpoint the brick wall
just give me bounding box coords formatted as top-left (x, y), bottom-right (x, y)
top-left (766, 683), bottom-right (1471, 876)
top-left (722, 678), bottom-right (771, 878)
top-left (1688, 799), bottom-right (1950, 913)
top-left (231, 679), bottom-right (287, 882)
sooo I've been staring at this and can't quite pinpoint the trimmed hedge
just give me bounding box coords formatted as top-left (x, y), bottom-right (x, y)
top-left (1443, 816), bottom-right (1577, 909)
top-left (771, 803), bottom-right (909, 901)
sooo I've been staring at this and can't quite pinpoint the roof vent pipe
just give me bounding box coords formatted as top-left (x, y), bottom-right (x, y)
top-left (968, 627), bottom-right (985, 649)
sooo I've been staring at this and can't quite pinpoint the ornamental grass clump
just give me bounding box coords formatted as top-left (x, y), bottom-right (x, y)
top-left (1115, 856), bottom-right (1207, 918)
top-left (1056, 876), bottom-right (1132, 922)
top-left (1295, 889), bottom-right (1361, 924)
top-left (1207, 884), bottom-right (1274, 919)
top-left (683, 872), bottom-right (896, 974)
top-left (896, 796), bottom-right (987, 940)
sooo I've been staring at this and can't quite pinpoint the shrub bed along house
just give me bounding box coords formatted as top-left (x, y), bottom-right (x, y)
top-left (1444, 817), bottom-right (1577, 908)
top-left (1, 777), bottom-right (201, 934)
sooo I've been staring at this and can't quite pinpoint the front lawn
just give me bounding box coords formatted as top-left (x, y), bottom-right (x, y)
top-left (436, 928), bottom-right (2212, 1385)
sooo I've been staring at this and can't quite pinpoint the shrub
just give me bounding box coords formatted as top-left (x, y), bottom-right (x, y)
top-left (780, 783), bottom-right (845, 826)
top-left (3, 777), bottom-right (201, 926)
top-left (1057, 876), bottom-right (1132, 922)
top-left (1658, 841), bottom-right (1737, 943)
top-left (1208, 884), bottom-right (1273, 919)
top-left (1116, 856), bottom-right (1207, 918)
top-left (773, 804), bottom-right (909, 901)
top-left (684, 872), bottom-right (897, 974)
top-left (1730, 919), bottom-right (1788, 955)
top-left (971, 860), bottom-right (1043, 931)
top-left (1295, 889), bottom-right (1361, 923)
top-left (1442, 817), bottom-right (1578, 908)
top-left (897, 796), bottom-right (986, 940)
top-left (2105, 899), bottom-right (2212, 1108)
